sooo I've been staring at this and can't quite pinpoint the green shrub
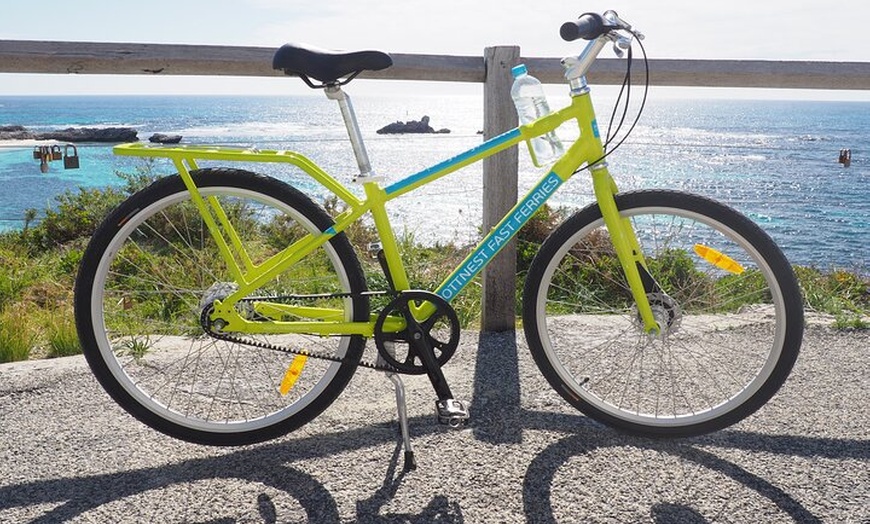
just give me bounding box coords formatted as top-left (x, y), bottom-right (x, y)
top-left (57, 247), bottom-right (84, 275)
top-left (796, 266), bottom-right (869, 328)
top-left (17, 167), bottom-right (159, 253)
top-left (28, 186), bottom-right (126, 250)
top-left (517, 204), bottom-right (562, 273)
top-left (1, 168), bottom-right (868, 367)
top-left (0, 245), bottom-right (30, 309)
top-left (116, 164), bottom-right (160, 194)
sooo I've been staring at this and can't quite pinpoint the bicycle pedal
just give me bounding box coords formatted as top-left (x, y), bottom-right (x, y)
top-left (435, 399), bottom-right (470, 428)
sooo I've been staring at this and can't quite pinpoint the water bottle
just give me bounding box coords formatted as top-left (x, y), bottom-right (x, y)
top-left (510, 64), bottom-right (564, 166)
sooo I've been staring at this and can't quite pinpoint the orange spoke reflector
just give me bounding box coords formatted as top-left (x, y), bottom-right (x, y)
top-left (694, 244), bottom-right (744, 274)
top-left (279, 355), bottom-right (308, 396)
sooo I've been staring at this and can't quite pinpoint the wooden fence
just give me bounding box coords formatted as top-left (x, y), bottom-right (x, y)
top-left (2, 40), bottom-right (869, 331)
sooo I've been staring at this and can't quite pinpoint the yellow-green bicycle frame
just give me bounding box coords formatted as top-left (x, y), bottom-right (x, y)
top-left (114, 88), bottom-right (661, 338)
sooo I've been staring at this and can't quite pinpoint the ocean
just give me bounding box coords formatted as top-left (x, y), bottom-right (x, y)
top-left (0, 93), bottom-right (867, 272)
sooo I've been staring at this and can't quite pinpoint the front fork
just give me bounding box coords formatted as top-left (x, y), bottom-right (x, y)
top-left (591, 164), bottom-right (661, 334)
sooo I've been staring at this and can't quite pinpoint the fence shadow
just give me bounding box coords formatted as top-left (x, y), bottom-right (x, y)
top-left (471, 330), bottom-right (522, 444)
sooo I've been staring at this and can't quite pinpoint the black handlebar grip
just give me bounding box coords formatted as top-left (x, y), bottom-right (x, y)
top-left (560, 12), bottom-right (608, 41)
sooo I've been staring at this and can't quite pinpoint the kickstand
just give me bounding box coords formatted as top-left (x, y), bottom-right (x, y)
top-left (385, 371), bottom-right (416, 471)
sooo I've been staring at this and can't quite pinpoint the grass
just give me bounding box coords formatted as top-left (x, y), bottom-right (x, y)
top-left (0, 174), bottom-right (866, 364)
top-left (795, 266), bottom-right (870, 329)
top-left (0, 305), bottom-right (37, 363)
top-left (45, 308), bottom-right (82, 358)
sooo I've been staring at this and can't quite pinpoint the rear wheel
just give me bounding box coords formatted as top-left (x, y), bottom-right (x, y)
top-left (75, 169), bottom-right (368, 445)
top-left (523, 190), bottom-right (803, 437)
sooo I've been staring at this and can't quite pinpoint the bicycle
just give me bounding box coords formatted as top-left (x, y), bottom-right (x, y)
top-left (74, 11), bottom-right (804, 471)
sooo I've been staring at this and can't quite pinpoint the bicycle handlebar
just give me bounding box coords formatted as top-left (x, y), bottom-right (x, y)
top-left (559, 11), bottom-right (643, 90)
top-left (560, 10), bottom-right (638, 41)
top-left (560, 13), bottom-right (611, 41)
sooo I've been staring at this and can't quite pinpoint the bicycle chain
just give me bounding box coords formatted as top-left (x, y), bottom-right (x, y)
top-left (200, 291), bottom-right (402, 373)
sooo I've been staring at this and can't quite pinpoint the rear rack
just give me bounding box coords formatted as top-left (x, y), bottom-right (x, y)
top-left (114, 142), bottom-right (317, 166)
top-left (113, 142), bottom-right (361, 205)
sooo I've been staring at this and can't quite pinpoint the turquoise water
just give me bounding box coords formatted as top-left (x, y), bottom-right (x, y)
top-left (1, 94), bottom-right (867, 272)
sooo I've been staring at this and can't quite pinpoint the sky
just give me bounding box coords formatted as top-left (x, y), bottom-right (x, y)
top-left (1, 0), bottom-right (869, 99)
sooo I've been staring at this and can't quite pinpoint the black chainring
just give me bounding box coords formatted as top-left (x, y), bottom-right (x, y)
top-left (373, 291), bottom-right (461, 375)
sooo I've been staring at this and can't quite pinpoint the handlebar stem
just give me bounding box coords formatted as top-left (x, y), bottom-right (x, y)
top-left (562, 35), bottom-right (611, 95)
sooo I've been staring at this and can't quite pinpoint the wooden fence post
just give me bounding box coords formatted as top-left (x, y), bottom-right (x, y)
top-left (481, 45), bottom-right (520, 332)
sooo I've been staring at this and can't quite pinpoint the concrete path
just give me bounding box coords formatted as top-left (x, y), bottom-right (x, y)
top-left (1, 325), bottom-right (867, 523)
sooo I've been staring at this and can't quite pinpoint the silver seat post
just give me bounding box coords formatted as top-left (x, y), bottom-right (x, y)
top-left (325, 85), bottom-right (377, 180)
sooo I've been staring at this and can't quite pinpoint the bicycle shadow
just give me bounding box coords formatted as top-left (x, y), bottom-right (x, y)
top-left (0, 418), bottom-right (465, 523)
top-left (355, 442), bottom-right (465, 523)
top-left (2, 406), bottom-right (865, 522)
top-left (2, 331), bottom-right (866, 522)
top-left (519, 421), bottom-right (858, 524)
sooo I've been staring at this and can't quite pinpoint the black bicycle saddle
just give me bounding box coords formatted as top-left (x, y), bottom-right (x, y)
top-left (272, 43), bottom-right (393, 86)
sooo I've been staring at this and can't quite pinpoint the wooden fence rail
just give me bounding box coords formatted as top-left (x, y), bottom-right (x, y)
top-left (2, 40), bottom-right (869, 331)
top-left (3, 40), bottom-right (870, 89)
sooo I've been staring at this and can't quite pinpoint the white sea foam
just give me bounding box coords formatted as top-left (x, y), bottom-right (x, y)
top-left (171, 121), bottom-right (317, 139)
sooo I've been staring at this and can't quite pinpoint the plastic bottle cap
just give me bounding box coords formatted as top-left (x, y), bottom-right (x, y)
top-left (511, 64), bottom-right (528, 78)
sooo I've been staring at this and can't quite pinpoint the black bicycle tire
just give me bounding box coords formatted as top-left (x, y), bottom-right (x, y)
top-left (74, 168), bottom-right (369, 445)
top-left (522, 190), bottom-right (803, 437)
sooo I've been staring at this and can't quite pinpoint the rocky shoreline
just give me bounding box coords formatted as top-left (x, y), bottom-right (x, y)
top-left (0, 125), bottom-right (139, 143)
top-left (3, 118), bottom-right (453, 143)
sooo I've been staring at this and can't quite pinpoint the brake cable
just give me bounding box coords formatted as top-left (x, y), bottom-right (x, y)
top-left (575, 29), bottom-right (650, 173)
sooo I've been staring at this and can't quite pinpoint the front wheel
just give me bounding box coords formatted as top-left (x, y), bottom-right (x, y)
top-left (523, 190), bottom-right (803, 437)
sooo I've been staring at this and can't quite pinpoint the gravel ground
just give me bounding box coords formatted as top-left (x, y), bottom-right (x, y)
top-left (0, 324), bottom-right (867, 523)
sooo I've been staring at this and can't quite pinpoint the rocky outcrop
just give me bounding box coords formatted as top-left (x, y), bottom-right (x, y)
top-left (149, 133), bottom-right (183, 144)
top-left (36, 127), bottom-right (139, 143)
top-left (0, 125), bottom-right (35, 140)
top-left (376, 116), bottom-right (450, 135)
top-left (0, 125), bottom-right (139, 142)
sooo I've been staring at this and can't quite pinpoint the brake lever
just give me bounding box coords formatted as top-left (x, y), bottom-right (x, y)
top-left (604, 10), bottom-right (645, 41)
top-left (611, 34), bottom-right (634, 58)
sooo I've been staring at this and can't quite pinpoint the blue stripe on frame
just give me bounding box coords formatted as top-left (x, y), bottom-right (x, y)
top-left (436, 170), bottom-right (563, 302)
top-left (384, 128), bottom-right (521, 195)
